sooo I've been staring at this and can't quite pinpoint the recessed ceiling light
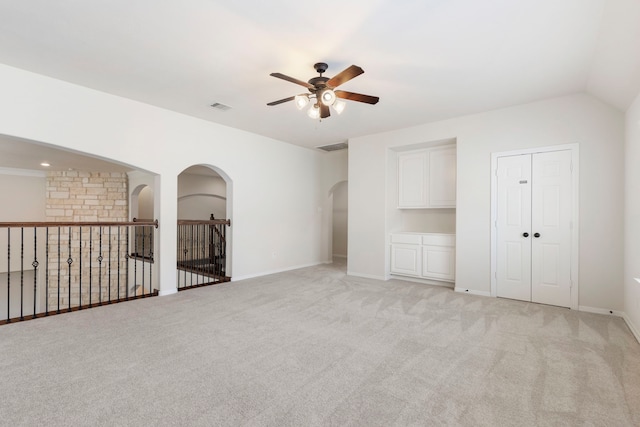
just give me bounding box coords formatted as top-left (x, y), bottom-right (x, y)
top-left (40, 162), bottom-right (50, 167)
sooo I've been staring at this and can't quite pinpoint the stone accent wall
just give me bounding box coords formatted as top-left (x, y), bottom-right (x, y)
top-left (46, 171), bottom-right (128, 221)
top-left (45, 171), bottom-right (129, 309)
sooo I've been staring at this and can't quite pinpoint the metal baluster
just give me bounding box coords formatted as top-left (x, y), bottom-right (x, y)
top-left (57, 227), bottom-right (61, 314)
top-left (133, 227), bottom-right (137, 296)
top-left (45, 228), bottom-right (49, 316)
top-left (67, 226), bottom-right (72, 312)
top-left (89, 226), bottom-right (92, 306)
top-left (108, 226), bottom-right (112, 303)
top-left (33, 227), bottom-right (38, 318)
top-left (79, 227), bottom-right (82, 309)
top-left (125, 225), bottom-right (129, 299)
top-left (141, 225), bottom-right (145, 296)
top-left (20, 228), bottom-right (24, 320)
top-left (149, 225), bottom-right (153, 294)
top-left (7, 228), bottom-right (10, 322)
top-left (98, 227), bottom-right (103, 304)
top-left (190, 224), bottom-right (194, 287)
top-left (117, 226), bottom-right (121, 300)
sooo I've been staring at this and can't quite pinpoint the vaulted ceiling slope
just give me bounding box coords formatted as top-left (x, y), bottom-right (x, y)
top-left (0, 0), bottom-right (638, 149)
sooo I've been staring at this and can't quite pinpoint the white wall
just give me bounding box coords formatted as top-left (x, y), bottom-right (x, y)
top-left (624, 90), bottom-right (640, 338)
top-left (0, 169), bottom-right (45, 222)
top-left (0, 64), bottom-right (345, 292)
top-left (349, 93), bottom-right (625, 311)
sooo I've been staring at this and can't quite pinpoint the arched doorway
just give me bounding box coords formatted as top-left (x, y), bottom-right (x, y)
top-left (176, 165), bottom-right (232, 289)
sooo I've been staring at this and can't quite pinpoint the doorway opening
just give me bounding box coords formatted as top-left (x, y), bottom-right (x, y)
top-left (177, 165), bottom-right (232, 288)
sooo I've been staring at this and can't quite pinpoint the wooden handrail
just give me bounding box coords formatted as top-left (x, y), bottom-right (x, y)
top-left (0, 220), bottom-right (159, 228)
top-left (177, 219), bottom-right (231, 226)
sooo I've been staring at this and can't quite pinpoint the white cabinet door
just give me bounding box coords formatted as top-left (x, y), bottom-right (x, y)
top-left (428, 146), bottom-right (457, 207)
top-left (397, 151), bottom-right (427, 208)
top-left (422, 245), bottom-right (455, 281)
top-left (390, 244), bottom-right (421, 276)
top-left (398, 146), bottom-right (456, 208)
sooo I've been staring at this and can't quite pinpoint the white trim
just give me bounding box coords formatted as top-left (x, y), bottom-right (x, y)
top-left (347, 271), bottom-right (387, 281)
top-left (623, 314), bottom-right (640, 344)
top-left (232, 262), bottom-right (324, 282)
top-left (333, 254), bottom-right (347, 259)
top-left (0, 166), bottom-right (46, 177)
top-left (490, 143), bottom-right (580, 310)
top-left (389, 274), bottom-right (454, 288)
top-left (158, 289), bottom-right (178, 297)
top-left (579, 305), bottom-right (623, 317)
top-left (454, 287), bottom-right (492, 297)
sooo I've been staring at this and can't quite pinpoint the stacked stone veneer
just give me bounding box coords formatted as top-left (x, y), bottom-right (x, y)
top-left (46, 171), bottom-right (129, 309)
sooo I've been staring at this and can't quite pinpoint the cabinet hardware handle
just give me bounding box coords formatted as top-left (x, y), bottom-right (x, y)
top-left (534, 232), bottom-right (541, 238)
top-left (522, 232), bottom-right (529, 237)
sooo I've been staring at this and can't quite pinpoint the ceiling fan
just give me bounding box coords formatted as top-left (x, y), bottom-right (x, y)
top-left (267, 62), bottom-right (379, 119)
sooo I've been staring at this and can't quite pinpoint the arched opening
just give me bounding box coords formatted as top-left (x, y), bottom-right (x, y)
top-left (178, 165), bottom-right (227, 220)
top-left (130, 184), bottom-right (155, 260)
top-left (176, 165), bottom-right (232, 289)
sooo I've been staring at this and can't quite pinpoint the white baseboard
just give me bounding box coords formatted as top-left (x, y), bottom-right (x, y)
top-left (346, 271), bottom-right (387, 281)
top-left (232, 262), bottom-right (324, 282)
top-left (454, 287), bottom-right (492, 297)
top-left (578, 305), bottom-right (624, 317)
top-left (389, 274), bottom-right (454, 288)
top-left (623, 313), bottom-right (640, 344)
top-left (158, 289), bottom-right (178, 297)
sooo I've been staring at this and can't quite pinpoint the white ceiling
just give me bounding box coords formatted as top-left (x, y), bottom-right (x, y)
top-left (0, 0), bottom-right (639, 161)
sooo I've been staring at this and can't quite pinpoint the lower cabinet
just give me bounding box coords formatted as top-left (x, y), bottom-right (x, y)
top-left (390, 233), bottom-right (455, 282)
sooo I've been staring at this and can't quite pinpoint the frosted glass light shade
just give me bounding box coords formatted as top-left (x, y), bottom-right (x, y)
top-left (307, 104), bottom-right (320, 119)
top-left (294, 94), bottom-right (309, 110)
top-left (320, 89), bottom-right (336, 106)
top-left (332, 99), bottom-right (346, 114)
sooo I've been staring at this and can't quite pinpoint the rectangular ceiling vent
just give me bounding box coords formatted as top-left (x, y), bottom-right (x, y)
top-left (316, 142), bottom-right (348, 152)
top-left (210, 102), bottom-right (232, 112)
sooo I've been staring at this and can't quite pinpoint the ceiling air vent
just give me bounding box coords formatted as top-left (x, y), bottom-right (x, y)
top-left (210, 102), bottom-right (232, 112)
top-left (316, 142), bottom-right (348, 152)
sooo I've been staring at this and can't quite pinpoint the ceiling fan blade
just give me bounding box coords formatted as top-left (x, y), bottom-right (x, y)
top-left (335, 90), bottom-right (380, 104)
top-left (326, 65), bottom-right (364, 88)
top-left (319, 103), bottom-right (330, 119)
top-left (270, 73), bottom-right (314, 89)
top-left (267, 96), bottom-right (295, 106)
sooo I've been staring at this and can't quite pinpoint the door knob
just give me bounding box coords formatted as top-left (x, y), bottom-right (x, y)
top-left (534, 233), bottom-right (541, 238)
top-left (522, 232), bottom-right (529, 238)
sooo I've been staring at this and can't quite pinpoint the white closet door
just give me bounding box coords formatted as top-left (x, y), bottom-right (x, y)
top-left (496, 155), bottom-right (532, 302)
top-left (531, 150), bottom-right (572, 308)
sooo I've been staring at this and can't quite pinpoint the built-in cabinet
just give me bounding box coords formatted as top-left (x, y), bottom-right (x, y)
top-left (390, 233), bottom-right (455, 282)
top-left (397, 145), bottom-right (456, 208)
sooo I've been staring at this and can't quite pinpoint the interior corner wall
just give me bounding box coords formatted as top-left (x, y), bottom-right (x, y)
top-left (349, 93), bottom-right (625, 311)
top-left (0, 63), bottom-right (336, 290)
top-left (624, 90), bottom-right (640, 337)
top-left (0, 171), bottom-right (45, 222)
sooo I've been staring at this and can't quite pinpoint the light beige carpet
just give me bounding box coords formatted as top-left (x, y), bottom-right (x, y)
top-left (1, 259), bottom-right (639, 426)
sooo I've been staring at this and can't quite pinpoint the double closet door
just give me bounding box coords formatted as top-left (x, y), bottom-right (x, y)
top-left (496, 150), bottom-right (573, 308)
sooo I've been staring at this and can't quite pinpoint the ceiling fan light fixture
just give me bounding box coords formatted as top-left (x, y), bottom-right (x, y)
top-left (332, 99), bottom-right (346, 114)
top-left (320, 89), bottom-right (336, 106)
top-left (294, 94), bottom-right (309, 110)
top-left (307, 103), bottom-right (320, 120)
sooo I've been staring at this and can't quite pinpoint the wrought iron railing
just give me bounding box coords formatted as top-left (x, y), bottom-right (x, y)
top-left (0, 220), bottom-right (158, 325)
top-left (177, 219), bottom-right (230, 290)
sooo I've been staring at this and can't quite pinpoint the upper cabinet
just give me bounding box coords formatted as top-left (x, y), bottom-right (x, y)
top-left (397, 145), bottom-right (456, 208)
